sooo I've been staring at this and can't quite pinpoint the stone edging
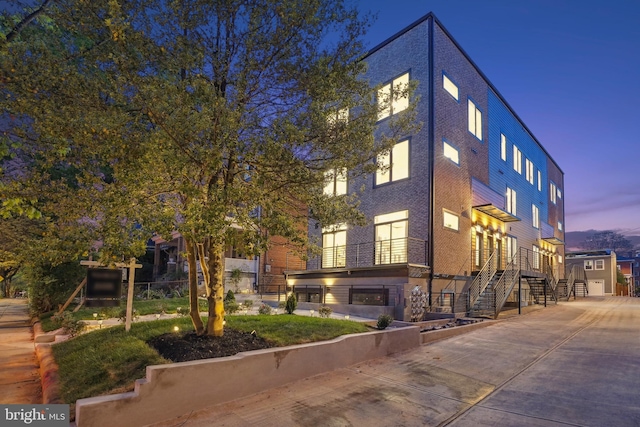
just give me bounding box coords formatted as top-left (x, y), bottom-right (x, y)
top-left (33, 322), bottom-right (63, 404)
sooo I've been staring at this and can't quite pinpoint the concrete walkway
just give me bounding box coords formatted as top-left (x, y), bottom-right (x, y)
top-left (0, 298), bottom-right (42, 404)
top-left (149, 297), bottom-right (640, 427)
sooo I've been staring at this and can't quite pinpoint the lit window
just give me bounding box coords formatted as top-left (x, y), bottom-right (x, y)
top-left (443, 210), bottom-right (459, 231)
top-left (537, 170), bottom-right (542, 191)
top-left (443, 140), bottom-right (459, 165)
top-left (550, 182), bottom-right (557, 204)
top-left (442, 73), bottom-right (458, 101)
top-left (378, 73), bottom-right (409, 121)
top-left (323, 168), bottom-right (347, 196)
top-left (584, 260), bottom-right (593, 270)
top-left (374, 210), bottom-right (408, 264)
top-left (506, 235), bottom-right (517, 261)
top-left (558, 221), bottom-right (563, 231)
top-left (513, 146), bottom-right (522, 174)
top-left (532, 204), bottom-right (539, 229)
top-left (500, 134), bottom-right (507, 161)
top-left (376, 139), bottom-right (409, 185)
top-left (506, 187), bottom-right (517, 216)
top-left (322, 224), bottom-right (347, 268)
top-left (558, 255), bottom-right (563, 264)
top-left (525, 159), bottom-right (534, 184)
top-left (595, 259), bottom-right (604, 270)
top-left (557, 188), bottom-right (562, 199)
top-left (467, 99), bottom-right (482, 140)
top-left (532, 245), bottom-right (540, 269)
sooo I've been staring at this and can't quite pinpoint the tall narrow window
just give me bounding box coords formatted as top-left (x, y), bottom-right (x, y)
top-left (442, 73), bottom-right (459, 100)
top-left (525, 159), bottom-right (534, 184)
top-left (513, 146), bottom-right (522, 174)
top-left (376, 139), bottom-right (409, 185)
top-left (537, 170), bottom-right (542, 191)
top-left (558, 221), bottom-right (563, 231)
top-left (443, 140), bottom-right (459, 165)
top-left (323, 168), bottom-right (347, 196)
top-left (322, 224), bottom-right (347, 268)
top-left (550, 182), bottom-right (557, 204)
top-left (378, 73), bottom-right (410, 121)
top-left (500, 134), bottom-right (507, 161)
top-left (532, 245), bottom-right (540, 269)
top-left (506, 236), bottom-right (517, 261)
top-left (374, 210), bottom-right (408, 264)
top-left (468, 99), bottom-right (482, 140)
top-left (506, 187), bottom-right (517, 216)
top-left (532, 204), bottom-right (539, 229)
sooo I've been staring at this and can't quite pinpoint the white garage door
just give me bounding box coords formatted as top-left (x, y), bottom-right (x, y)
top-left (588, 279), bottom-right (605, 296)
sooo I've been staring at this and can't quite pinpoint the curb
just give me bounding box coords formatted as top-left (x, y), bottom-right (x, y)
top-left (33, 322), bottom-right (63, 404)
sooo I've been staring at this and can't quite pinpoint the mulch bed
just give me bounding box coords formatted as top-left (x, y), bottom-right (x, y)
top-left (148, 329), bottom-right (272, 362)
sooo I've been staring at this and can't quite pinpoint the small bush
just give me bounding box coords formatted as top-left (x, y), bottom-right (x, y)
top-left (318, 306), bottom-right (333, 318)
top-left (224, 301), bottom-right (240, 314)
top-left (376, 314), bottom-right (393, 330)
top-left (242, 299), bottom-right (254, 310)
top-left (175, 307), bottom-right (188, 317)
top-left (51, 311), bottom-right (86, 337)
top-left (278, 301), bottom-right (286, 310)
top-left (285, 293), bottom-right (297, 314)
top-left (258, 303), bottom-right (272, 315)
top-left (117, 308), bottom-right (139, 323)
top-left (224, 289), bottom-right (236, 302)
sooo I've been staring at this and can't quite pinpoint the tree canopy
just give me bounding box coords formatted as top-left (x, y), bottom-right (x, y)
top-left (578, 230), bottom-right (634, 254)
top-left (1, 0), bottom-right (415, 334)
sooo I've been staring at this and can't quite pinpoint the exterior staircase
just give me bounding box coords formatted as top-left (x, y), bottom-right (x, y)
top-left (527, 277), bottom-right (557, 305)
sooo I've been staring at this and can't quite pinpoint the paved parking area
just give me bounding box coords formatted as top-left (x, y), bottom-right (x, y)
top-left (149, 297), bottom-right (640, 427)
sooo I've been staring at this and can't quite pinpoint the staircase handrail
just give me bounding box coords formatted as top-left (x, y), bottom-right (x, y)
top-left (542, 259), bottom-right (558, 303)
top-left (565, 266), bottom-right (576, 300)
top-left (468, 250), bottom-right (499, 309)
top-left (493, 248), bottom-right (522, 318)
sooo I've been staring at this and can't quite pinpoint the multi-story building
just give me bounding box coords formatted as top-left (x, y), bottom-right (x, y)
top-left (286, 12), bottom-right (566, 320)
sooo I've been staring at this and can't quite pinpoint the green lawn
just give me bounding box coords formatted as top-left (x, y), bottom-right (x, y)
top-left (51, 315), bottom-right (369, 404)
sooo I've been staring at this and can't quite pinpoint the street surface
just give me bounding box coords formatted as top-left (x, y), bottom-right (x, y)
top-left (149, 297), bottom-right (640, 427)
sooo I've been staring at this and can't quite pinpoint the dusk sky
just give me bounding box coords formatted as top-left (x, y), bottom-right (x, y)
top-left (357, 0), bottom-right (640, 235)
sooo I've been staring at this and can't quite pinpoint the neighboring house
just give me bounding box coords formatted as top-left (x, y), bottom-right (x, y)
top-left (633, 253), bottom-right (640, 294)
top-left (286, 13), bottom-right (566, 321)
top-left (616, 256), bottom-right (634, 296)
top-left (565, 250), bottom-right (617, 296)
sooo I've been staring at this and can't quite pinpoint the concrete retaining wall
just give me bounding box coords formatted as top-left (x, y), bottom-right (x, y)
top-left (75, 326), bottom-right (420, 427)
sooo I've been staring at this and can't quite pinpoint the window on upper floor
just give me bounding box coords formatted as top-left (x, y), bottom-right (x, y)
top-left (595, 259), bottom-right (604, 270)
top-left (377, 73), bottom-right (409, 121)
top-left (558, 255), bottom-right (563, 264)
top-left (500, 134), bottom-right (507, 161)
top-left (443, 210), bottom-right (459, 231)
top-left (537, 170), bottom-right (542, 192)
top-left (557, 187), bottom-right (562, 199)
top-left (532, 204), bottom-right (539, 229)
top-left (376, 139), bottom-right (409, 185)
top-left (558, 221), bottom-right (563, 231)
top-left (506, 187), bottom-right (517, 216)
top-left (506, 235), bottom-right (518, 261)
top-left (323, 168), bottom-right (347, 196)
top-left (467, 99), bottom-right (482, 140)
top-left (442, 73), bottom-right (459, 101)
top-left (532, 245), bottom-right (540, 269)
top-left (374, 210), bottom-right (408, 265)
top-left (443, 140), bottom-right (459, 165)
top-left (513, 145), bottom-right (522, 174)
top-left (525, 159), bottom-right (534, 184)
top-left (584, 260), bottom-right (593, 270)
top-left (322, 224), bottom-right (347, 268)
top-left (550, 182), bottom-right (557, 204)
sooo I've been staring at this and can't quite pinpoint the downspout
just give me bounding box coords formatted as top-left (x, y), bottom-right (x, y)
top-left (427, 17), bottom-right (435, 307)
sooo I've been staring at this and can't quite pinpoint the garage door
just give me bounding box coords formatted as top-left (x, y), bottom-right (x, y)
top-left (588, 279), bottom-right (605, 296)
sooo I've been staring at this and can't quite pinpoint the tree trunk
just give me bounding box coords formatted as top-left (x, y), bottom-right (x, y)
top-left (205, 242), bottom-right (226, 337)
top-left (185, 237), bottom-right (205, 335)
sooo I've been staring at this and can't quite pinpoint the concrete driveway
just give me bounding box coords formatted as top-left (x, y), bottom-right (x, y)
top-left (149, 297), bottom-right (640, 427)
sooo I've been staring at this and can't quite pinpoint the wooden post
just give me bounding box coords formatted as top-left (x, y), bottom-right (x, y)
top-left (125, 258), bottom-right (137, 332)
top-left (58, 278), bottom-right (87, 315)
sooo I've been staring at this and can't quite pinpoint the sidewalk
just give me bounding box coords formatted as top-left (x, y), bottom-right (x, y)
top-left (0, 298), bottom-right (42, 404)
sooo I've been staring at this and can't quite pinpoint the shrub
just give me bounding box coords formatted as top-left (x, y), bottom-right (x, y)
top-left (26, 261), bottom-right (85, 315)
top-left (224, 289), bottom-right (236, 302)
top-left (285, 293), bottom-right (297, 314)
top-left (318, 306), bottom-right (333, 318)
top-left (117, 308), bottom-right (139, 323)
top-left (258, 303), bottom-right (272, 315)
top-left (224, 301), bottom-right (240, 314)
top-left (278, 301), bottom-right (286, 310)
top-left (51, 311), bottom-right (86, 337)
top-left (242, 299), bottom-right (254, 310)
top-left (376, 314), bottom-right (393, 330)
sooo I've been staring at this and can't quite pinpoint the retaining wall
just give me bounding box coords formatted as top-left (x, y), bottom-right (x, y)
top-left (75, 326), bottom-right (420, 427)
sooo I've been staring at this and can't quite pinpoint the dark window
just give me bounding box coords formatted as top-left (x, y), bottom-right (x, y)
top-left (349, 288), bottom-right (389, 306)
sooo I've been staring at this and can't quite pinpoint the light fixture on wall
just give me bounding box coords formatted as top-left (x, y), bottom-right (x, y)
top-left (475, 224), bottom-right (483, 233)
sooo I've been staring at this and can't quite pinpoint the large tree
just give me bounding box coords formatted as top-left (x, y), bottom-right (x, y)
top-left (579, 230), bottom-right (634, 254)
top-left (1, 0), bottom-right (415, 335)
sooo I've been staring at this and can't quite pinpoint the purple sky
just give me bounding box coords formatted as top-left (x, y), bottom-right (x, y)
top-left (357, 0), bottom-right (640, 235)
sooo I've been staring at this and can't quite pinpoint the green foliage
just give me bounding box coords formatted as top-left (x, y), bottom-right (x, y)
top-left (617, 269), bottom-right (627, 285)
top-left (376, 314), bottom-right (393, 330)
top-left (50, 311), bottom-right (86, 337)
top-left (117, 308), bottom-right (139, 323)
top-left (318, 306), bottom-right (333, 318)
top-left (224, 301), bottom-right (240, 314)
top-left (224, 289), bottom-right (236, 303)
top-left (285, 293), bottom-right (297, 314)
top-left (242, 299), bottom-right (254, 310)
top-left (26, 261), bottom-right (85, 315)
top-left (258, 303), bottom-right (272, 315)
